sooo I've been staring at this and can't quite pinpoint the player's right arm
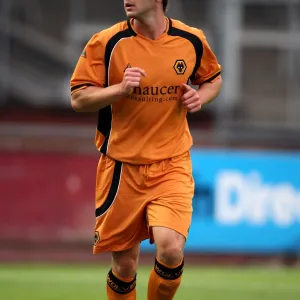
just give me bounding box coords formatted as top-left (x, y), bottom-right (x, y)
top-left (71, 67), bottom-right (146, 112)
top-left (70, 33), bottom-right (146, 112)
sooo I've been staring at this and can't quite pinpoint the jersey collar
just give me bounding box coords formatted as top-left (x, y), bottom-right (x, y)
top-left (127, 17), bottom-right (172, 40)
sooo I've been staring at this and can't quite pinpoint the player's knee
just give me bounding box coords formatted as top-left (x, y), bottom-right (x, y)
top-left (157, 243), bottom-right (184, 266)
top-left (112, 252), bottom-right (138, 278)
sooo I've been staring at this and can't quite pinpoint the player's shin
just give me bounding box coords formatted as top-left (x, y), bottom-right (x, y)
top-left (106, 269), bottom-right (137, 300)
top-left (147, 257), bottom-right (184, 300)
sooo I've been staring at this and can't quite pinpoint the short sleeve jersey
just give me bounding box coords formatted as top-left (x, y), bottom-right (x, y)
top-left (70, 18), bottom-right (221, 164)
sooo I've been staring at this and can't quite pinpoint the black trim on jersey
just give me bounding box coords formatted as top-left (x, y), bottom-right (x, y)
top-left (167, 17), bottom-right (173, 35)
top-left (71, 83), bottom-right (94, 92)
top-left (107, 269), bottom-right (136, 294)
top-left (97, 25), bottom-right (136, 155)
top-left (95, 160), bottom-right (122, 218)
top-left (104, 26), bottom-right (136, 86)
top-left (98, 105), bottom-right (112, 154)
top-left (127, 19), bottom-right (138, 37)
top-left (167, 18), bottom-right (203, 82)
top-left (154, 258), bottom-right (184, 280)
top-left (201, 71), bottom-right (221, 84)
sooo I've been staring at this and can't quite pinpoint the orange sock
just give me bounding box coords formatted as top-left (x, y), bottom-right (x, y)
top-left (147, 257), bottom-right (184, 300)
top-left (106, 269), bottom-right (136, 300)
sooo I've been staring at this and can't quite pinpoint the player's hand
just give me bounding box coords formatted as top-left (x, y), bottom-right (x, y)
top-left (181, 83), bottom-right (202, 113)
top-left (120, 67), bottom-right (147, 95)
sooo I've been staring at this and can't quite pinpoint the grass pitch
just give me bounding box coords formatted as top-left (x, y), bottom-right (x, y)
top-left (0, 264), bottom-right (299, 299)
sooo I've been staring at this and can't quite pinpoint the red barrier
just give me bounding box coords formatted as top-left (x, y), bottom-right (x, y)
top-left (0, 151), bottom-right (99, 244)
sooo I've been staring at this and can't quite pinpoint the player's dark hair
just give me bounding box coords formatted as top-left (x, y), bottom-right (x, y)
top-left (162, 0), bottom-right (168, 12)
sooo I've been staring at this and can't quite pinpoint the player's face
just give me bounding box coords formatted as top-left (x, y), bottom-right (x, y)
top-left (124, 0), bottom-right (156, 19)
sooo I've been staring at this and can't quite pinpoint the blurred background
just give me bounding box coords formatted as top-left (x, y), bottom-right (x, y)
top-left (0, 0), bottom-right (300, 299)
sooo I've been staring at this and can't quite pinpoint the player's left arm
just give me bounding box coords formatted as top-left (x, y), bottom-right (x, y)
top-left (181, 29), bottom-right (222, 113)
top-left (181, 76), bottom-right (222, 113)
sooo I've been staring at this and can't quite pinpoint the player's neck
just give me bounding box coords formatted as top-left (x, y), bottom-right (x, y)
top-left (133, 11), bottom-right (167, 40)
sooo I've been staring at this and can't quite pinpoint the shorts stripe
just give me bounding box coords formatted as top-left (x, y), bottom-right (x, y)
top-left (95, 161), bottom-right (122, 218)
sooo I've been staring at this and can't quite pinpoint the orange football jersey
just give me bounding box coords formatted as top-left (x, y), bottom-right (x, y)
top-left (70, 18), bottom-right (221, 164)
